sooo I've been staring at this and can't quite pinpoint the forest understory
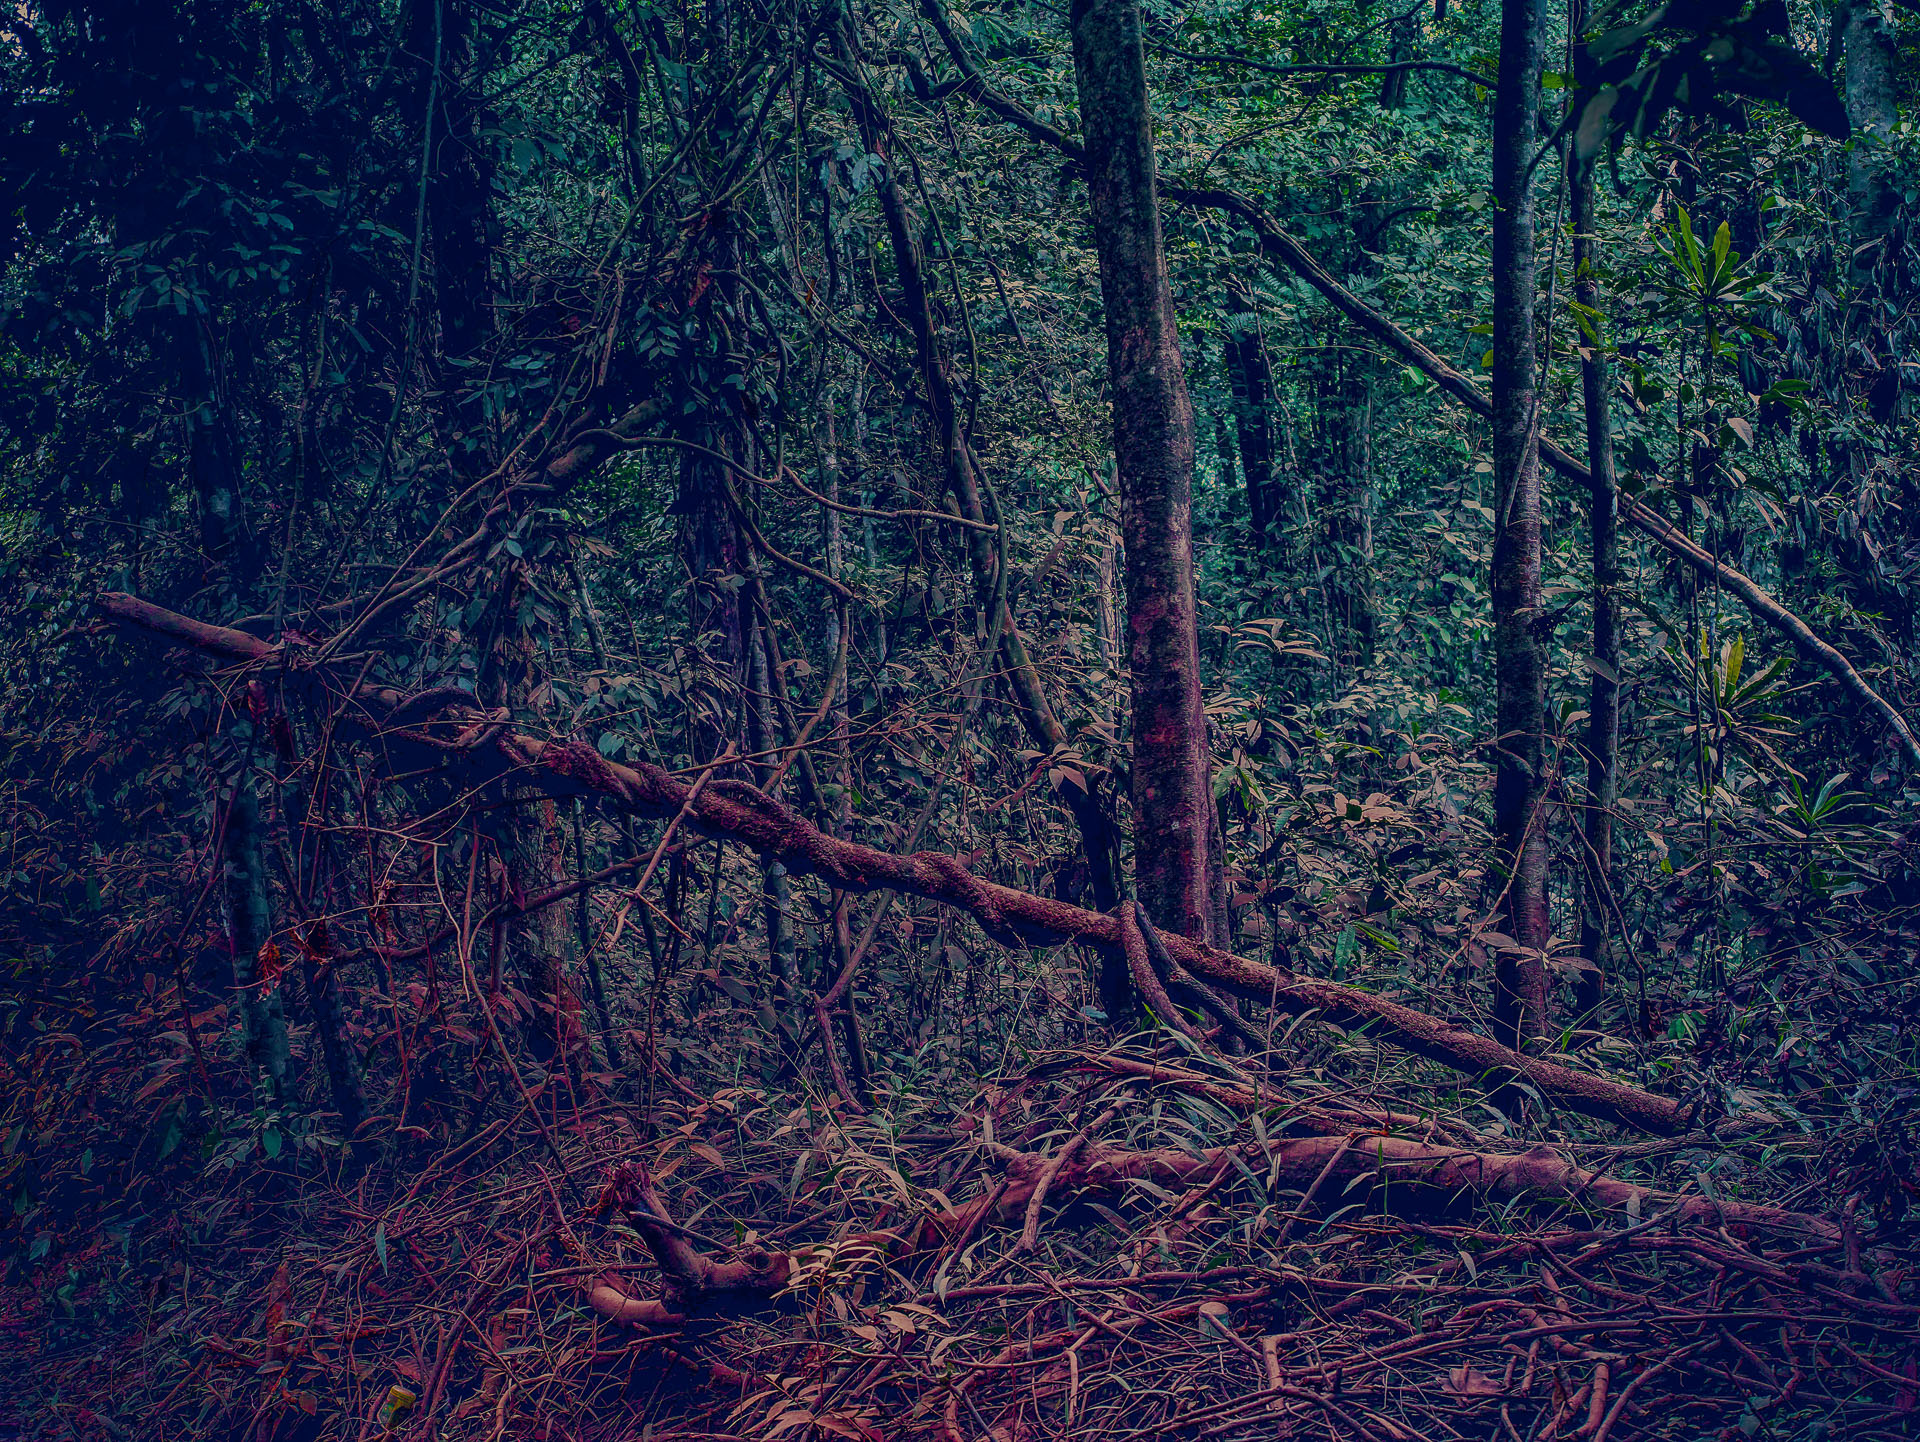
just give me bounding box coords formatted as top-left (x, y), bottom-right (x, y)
top-left (3, 0), bottom-right (1920, 1439)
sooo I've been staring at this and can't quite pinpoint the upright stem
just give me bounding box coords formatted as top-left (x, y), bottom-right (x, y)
top-left (1222, 280), bottom-right (1279, 549)
top-left (1489, 0), bottom-right (1551, 1047)
top-left (1843, 0), bottom-right (1901, 292)
top-left (1070, 0), bottom-right (1216, 945)
top-left (1570, 11), bottom-right (1618, 1020)
top-left (223, 771), bottom-right (292, 1100)
top-left (837, 30), bottom-right (1123, 917)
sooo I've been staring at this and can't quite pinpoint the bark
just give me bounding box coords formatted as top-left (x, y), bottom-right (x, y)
top-left (819, 397), bottom-right (854, 838)
top-left (181, 315), bottom-right (261, 588)
top-left (573, 798), bottom-right (623, 1070)
top-left (676, 220), bottom-right (748, 770)
top-left (408, 0), bottom-right (501, 379)
top-left (295, 920), bottom-right (368, 1143)
top-left (1069, 0), bottom-right (1215, 944)
top-left (1379, 12), bottom-right (1416, 110)
top-left (747, 616), bottom-right (799, 1005)
top-left (260, 699), bottom-right (370, 1142)
top-left (1571, 18), bottom-right (1619, 1018)
top-left (1488, 0), bottom-right (1550, 1048)
top-left (96, 590), bottom-right (1726, 1134)
top-left (1222, 281), bottom-right (1280, 548)
top-left (480, 577), bottom-right (577, 1075)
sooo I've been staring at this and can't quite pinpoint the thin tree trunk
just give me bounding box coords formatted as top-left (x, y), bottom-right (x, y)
top-left (223, 775), bottom-right (292, 1099)
top-left (1222, 281), bottom-right (1279, 548)
top-left (478, 584), bottom-right (578, 1076)
top-left (821, 393), bottom-right (855, 838)
top-left (748, 615), bottom-right (799, 1005)
top-left (836, 32), bottom-right (1124, 919)
top-left (1070, 0), bottom-right (1215, 945)
top-left (573, 798), bottom-right (623, 1069)
top-left (675, 209), bottom-right (748, 770)
top-left (410, 0), bottom-right (501, 378)
top-left (1571, 13), bottom-right (1619, 1020)
top-left (264, 710), bottom-right (370, 1145)
top-left (1488, 0), bottom-right (1551, 1048)
top-left (182, 315), bottom-right (261, 588)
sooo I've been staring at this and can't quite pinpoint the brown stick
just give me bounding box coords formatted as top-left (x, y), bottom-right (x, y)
top-left (584, 1131), bottom-right (1840, 1326)
top-left (95, 590), bottom-right (1692, 1135)
top-left (1118, 900), bottom-right (1211, 1046)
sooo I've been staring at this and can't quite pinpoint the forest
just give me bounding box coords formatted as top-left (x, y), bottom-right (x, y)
top-left (1, 0), bottom-right (1918, 1436)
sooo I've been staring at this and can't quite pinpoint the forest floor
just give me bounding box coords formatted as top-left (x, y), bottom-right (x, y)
top-left (5, 1019), bottom-right (1918, 1442)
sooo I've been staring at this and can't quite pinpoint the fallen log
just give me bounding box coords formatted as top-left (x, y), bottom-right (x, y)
top-left (95, 589), bottom-right (1695, 1135)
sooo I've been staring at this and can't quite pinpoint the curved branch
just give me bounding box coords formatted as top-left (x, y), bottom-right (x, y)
top-left (94, 589), bottom-right (1696, 1135)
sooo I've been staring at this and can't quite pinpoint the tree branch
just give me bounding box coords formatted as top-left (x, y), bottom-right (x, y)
top-left (96, 590), bottom-right (1698, 1135)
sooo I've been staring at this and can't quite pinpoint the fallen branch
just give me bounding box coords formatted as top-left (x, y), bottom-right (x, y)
top-left (97, 590), bottom-right (1692, 1134)
top-left (583, 1130), bottom-right (1843, 1328)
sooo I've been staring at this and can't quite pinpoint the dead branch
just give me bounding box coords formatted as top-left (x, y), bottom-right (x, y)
top-left (95, 588), bottom-right (1697, 1135)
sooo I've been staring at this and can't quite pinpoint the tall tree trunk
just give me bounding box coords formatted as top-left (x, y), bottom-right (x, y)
top-left (1071, 0), bottom-right (1215, 947)
top-left (821, 391), bottom-right (856, 838)
top-left (1839, 0), bottom-right (1910, 649)
top-left (264, 706), bottom-right (369, 1145)
top-left (748, 614), bottom-right (800, 1007)
top-left (182, 314), bottom-right (261, 589)
top-left (1571, 12), bottom-right (1619, 1020)
top-left (409, 0), bottom-right (502, 431)
top-left (1222, 281), bottom-right (1279, 549)
top-left (678, 412), bottom-right (747, 768)
top-left (481, 582), bottom-right (578, 1076)
top-left (1488, 0), bottom-right (1550, 1048)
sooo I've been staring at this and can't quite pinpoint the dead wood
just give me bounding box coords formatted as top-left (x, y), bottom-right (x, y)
top-left (93, 589), bottom-right (1699, 1136)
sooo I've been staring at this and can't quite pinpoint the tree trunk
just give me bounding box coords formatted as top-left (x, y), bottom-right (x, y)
top-left (1070, 0), bottom-right (1215, 945)
top-left (1222, 282), bottom-right (1279, 549)
top-left (1571, 12), bottom-right (1619, 1020)
top-left (1843, 0), bottom-right (1901, 287)
top-left (223, 776), bottom-right (292, 1099)
top-left (1329, 353), bottom-right (1378, 667)
top-left (1488, 0), bottom-right (1550, 1048)
top-left (820, 401), bottom-right (850, 819)
top-left (410, 1), bottom-right (500, 367)
top-left (477, 580), bottom-right (579, 1076)
top-left (182, 315), bottom-right (261, 589)
top-left (264, 708), bottom-right (370, 1145)
top-left (748, 615), bottom-right (800, 1006)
